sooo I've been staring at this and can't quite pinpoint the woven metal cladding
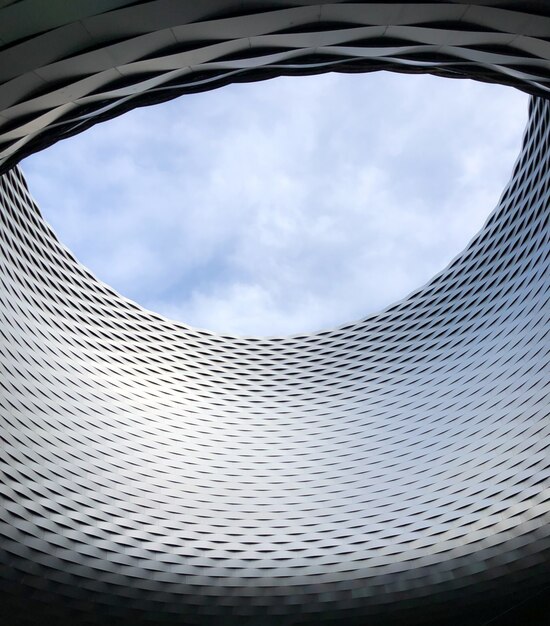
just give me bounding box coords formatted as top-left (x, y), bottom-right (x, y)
top-left (3, 2), bottom-right (550, 172)
top-left (0, 1), bottom-right (549, 625)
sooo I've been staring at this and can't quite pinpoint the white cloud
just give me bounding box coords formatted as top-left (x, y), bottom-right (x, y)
top-left (21, 72), bottom-right (528, 336)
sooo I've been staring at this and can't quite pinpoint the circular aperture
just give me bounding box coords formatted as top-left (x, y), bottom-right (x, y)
top-left (22, 72), bottom-right (527, 336)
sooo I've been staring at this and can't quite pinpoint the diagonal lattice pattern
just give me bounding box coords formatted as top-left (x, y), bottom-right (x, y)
top-left (3, 2), bottom-right (550, 173)
top-left (0, 2), bottom-right (549, 625)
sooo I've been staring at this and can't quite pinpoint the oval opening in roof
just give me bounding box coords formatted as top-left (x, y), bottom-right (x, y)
top-left (22, 72), bottom-right (527, 336)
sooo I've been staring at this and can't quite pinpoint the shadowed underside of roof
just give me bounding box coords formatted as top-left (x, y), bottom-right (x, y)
top-left (3, 2), bottom-right (550, 173)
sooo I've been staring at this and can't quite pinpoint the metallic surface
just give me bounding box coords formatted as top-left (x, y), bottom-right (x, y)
top-left (0, 2), bottom-right (549, 625)
top-left (3, 2), bottom-right (550, 174)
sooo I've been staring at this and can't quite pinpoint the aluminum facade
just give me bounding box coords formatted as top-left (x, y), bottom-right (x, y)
top-left (0, 2), bottom-right (549, 625)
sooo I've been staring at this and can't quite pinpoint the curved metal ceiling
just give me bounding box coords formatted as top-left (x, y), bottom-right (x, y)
top-left (0, 3), bottom-right (549, 625)
top-left (2, 2), bottom-right (550, 172)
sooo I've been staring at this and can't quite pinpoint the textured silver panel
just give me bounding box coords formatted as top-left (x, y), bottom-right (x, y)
top-left (0, 2), bottom-right (549, 625)
top-left (3, 2), bottom-right (550, 173)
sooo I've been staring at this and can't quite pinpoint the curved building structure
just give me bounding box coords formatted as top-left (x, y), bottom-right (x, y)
top-left (0, 3), bottom-right (549, 625)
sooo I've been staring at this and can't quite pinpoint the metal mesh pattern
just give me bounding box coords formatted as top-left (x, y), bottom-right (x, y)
top-left (3, 2), bottom-right (550, 172)
top-left (0, 2), bottom-right (549, 625)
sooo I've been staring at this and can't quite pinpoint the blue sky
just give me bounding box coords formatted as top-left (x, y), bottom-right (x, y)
top-left (22, 72), bottom-right (527, 336)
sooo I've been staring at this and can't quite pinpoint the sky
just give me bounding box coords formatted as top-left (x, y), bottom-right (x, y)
top-left (21, 72), bottom-right (528, 336)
